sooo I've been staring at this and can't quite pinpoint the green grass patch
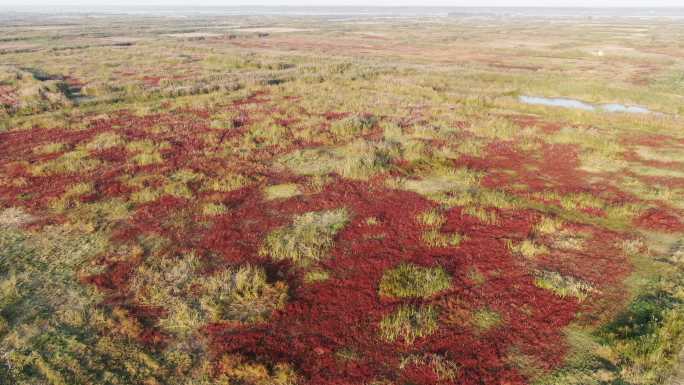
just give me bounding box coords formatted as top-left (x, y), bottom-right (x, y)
top-left (472, 308), bottom-right (503, 332)
top-left (260, 208), bottom-right (350, 266)
top-left (264, 183), bottom-right (301, 200)
top-left (534, 270), bottom-right (599, 302)
top-left (379, 263), bottom-right (451, 299)
top-left (379, 304), bottom-right (439, 344)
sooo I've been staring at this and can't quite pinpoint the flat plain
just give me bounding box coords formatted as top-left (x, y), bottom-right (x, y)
top-left (1, 7), bottom-right (684, 385)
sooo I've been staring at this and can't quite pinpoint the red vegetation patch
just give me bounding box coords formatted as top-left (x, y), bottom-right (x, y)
top-left (0, 85), bottom-right (17, 107)
top-left (634, 207), bottom-right (684, 232)
top-left (142, 76), bottom-right (161, 87)
top-left (0, 93), bottom-right (637, 384)
top-left (323, 111), bottom-right (350, 121)
top-left (199, 180), bottom-right (627, 385)
top-left (84, 260), bottom-right (138, 291)
top-left (621, 133), bottom-right (677, 147)
top-left (233, 90), bottom-right (270, 106)
top-left (471, 141), bottom-right (587, 194)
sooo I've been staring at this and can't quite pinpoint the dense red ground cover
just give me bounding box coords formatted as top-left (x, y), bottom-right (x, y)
top-left (197, 177), bottom-right (631, 384)
top-left (0, 85), bottom-right (17, 107)
top-left (634, 207), bottom-right (684, 232)
top-left (0, 95), bottom-right (637, 384)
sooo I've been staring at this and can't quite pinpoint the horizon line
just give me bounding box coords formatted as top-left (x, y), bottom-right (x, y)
top-left (3, 5), bottom-right (684, 8)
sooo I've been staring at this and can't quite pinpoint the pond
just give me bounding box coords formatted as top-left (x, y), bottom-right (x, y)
top-left (519, 95), bottom-right (652, 114)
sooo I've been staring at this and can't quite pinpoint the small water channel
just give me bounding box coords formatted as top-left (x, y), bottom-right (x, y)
top-left (519, 95), bottom-right (652, 114)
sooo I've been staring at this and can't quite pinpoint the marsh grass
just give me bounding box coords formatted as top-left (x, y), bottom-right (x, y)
top-left (201, 202), bottom-right (228, 216)
top-left (260, 208), bottom-right (349, 266)
top-left (472, 308), bottom-right (503, 332)
top-left (417, 209), bottom-right (446, 228)
top-left (534, 270), bottom-right (599, 301)
top-left (416, 209), bottom-right (462, 247)
top-left (379, 264), bottom-right (451, 299)
top-left (217, 354), bottom-right (299, 385)
top-left (534, 216), bottom-right (565, 235)
top-left (0, 217), bottom-right (171, 385)
top-left (3, 14), bottom-right (684, 385)
top-left (278, 140), bottom-right (396, 181)
top-left (549, 127), bottom-right (627, 173)
top-left (264, 183), bottom-right (301, 200)
top-left (304, 269), bottom-right (330, 284)
top-left (126, 139), bottom-right (167, 166)
top-left (398, 167), bottom-right (482, 197)
top-left (200, 265), bottom-right (288, 324)
top-left (132, 256), bottom-right (288, 334)
top-left (399, 354), bottom-right (459, 381)
top-left (379, 304), bottom-right (438, 345)
top-left (86, 132), bottom-right (124, 151)
top-left (203, 173), bottom-right (251, 192)
top-left (507, 239), bottom-right (549, 259)
top-left (330, 114), bottom-right (377, 139)
top-left (635, 145), bottom-right (684, 164)
top-left (422, 230), bottom-right (463, 248)
top-left (30, 148), bottom-right (101, 176)
top-left (33, 142), bottom-right (67, 155)
top-left (48, 182), bottom-right (93, 214)
top-left (463, 206), bottom-right (498, 225)
top-left (131, 187), bottom-right (161, 204)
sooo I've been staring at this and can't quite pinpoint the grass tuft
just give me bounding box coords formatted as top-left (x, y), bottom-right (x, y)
top-left (330, 114), bottom-right (377, 139)
top-left (534, 270), bottom-right (599, 301)
top-left (379, 304), bottom-right (438, 344)
top-left (507, 239), bottom-right (549, 259)
top-left (86, 132), bottom-right (124, 151)
top-left (379, 263), bottom-right (451, 299)
top-left (202, 202), bottom-right (228, 216)
top-left (264, 183), bottom-right (301, 200)
top-left (472, 308), bottom-right (503, 332)
top-left (261, 208), bottom-right (349, 266)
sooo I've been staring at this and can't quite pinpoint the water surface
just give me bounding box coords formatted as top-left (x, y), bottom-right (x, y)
top-left (520, 95), bottom-right (652, 114)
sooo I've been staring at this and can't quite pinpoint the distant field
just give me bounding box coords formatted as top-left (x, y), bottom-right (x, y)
top-left (1, 9), bottom-right (684, 385)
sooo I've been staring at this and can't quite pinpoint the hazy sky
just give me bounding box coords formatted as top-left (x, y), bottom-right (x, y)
top-left (3, 0), bottom-right (684, 7)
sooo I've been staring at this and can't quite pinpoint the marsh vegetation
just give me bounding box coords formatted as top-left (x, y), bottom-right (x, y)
top-left (1, 7), bottom-right (684, 385)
